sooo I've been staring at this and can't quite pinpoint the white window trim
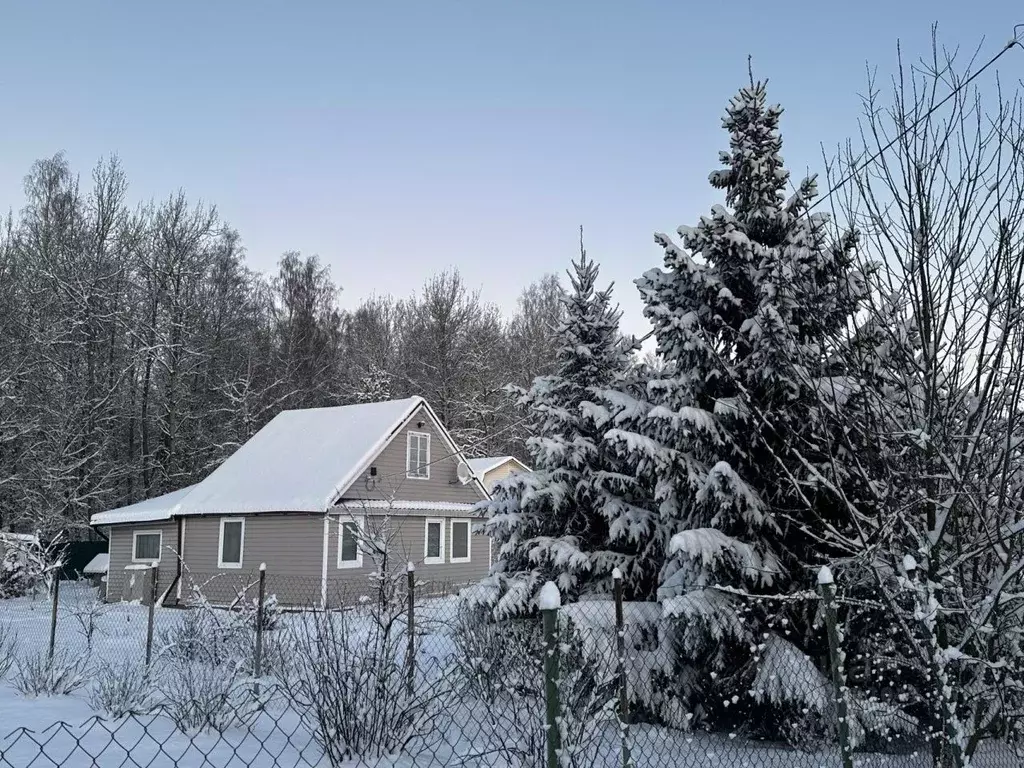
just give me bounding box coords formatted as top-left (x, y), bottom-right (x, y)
top-left (406, 431), bottom-right (431, 480)
top-left (449, 519), bottom-right (472, 564)
top-left (132, 530), bottom-right (162, 563)
top-left (423, 518), bottom-right (445, 565)
top-left (336, 515), bottom-right (365, 569)
top-left (217, 517), bottom-right (245, 569)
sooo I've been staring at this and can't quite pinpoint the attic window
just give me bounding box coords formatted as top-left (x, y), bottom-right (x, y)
top-left (407, 432), bottom-right (430, 479)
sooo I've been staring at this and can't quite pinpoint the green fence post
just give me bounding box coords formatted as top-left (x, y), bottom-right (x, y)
top-left (819, 566), bottom-right (854, 768)
top-left (613, 568), bottom-right (633, 768)
top-left (145, 564), bottom-right (158, 666)
top-left (48, 575), bottom-right (60, 665)
top-left (254, 563), bottom-right (267, 697)
top-left (540, 581), bottom-right (562, 768)
top-left (406, 561), bottom-right (416, 697)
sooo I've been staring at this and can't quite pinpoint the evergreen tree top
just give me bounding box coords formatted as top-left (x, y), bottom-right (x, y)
top-left (709, 82), bottom-right (789, 230)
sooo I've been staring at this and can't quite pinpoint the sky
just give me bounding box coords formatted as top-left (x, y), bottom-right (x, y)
top-left (1, 1), bottom-right (1022, 342)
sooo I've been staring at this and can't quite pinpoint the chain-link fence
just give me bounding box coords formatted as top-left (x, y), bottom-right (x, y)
top-left (0, 569), bottom-right (1019, 767)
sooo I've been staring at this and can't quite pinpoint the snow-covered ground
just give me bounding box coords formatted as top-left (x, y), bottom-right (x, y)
top-left (0, 582), bottom-right (1017, 768)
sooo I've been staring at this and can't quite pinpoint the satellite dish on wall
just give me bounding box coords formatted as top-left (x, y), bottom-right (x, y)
top-left (456, 462), bottom-right (474, 485)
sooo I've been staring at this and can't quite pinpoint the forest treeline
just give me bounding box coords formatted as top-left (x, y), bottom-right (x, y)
top-left (0, 154), bottom-right (565, 535)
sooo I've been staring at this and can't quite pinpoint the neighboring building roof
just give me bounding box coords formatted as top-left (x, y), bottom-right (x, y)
top-left (90, 396), bottom-right (487, 525)
top-left (467, 456), bottom-right (531, 479)
top-left (83, 552), bottom-right (109, 575)
top-left (90, 485), bottom-right (197, 526)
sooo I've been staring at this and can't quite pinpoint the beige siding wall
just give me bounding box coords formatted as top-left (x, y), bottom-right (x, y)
top-left (342, 404), bottom-right (486, 504)
top-left (103, 521), bottom-right (179, 602)
top-left (484, 459), bottom-right (525, 490)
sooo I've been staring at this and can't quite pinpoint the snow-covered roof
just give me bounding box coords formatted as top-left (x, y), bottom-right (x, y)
top-left (83, 552), bottom-right (109, 574)
top-left (172, 397), bottom-right (425, 517)
top-left (91, 396), bottom-right (485, 525)
top-left (90, 485), bottom-right (196, 526)
top-left (466, 456), bottom-right (531, 478)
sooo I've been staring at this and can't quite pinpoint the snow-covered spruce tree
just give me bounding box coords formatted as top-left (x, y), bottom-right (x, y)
top-left (592, 82), bottom-right (875, 734)
top-left (473, 238), bottom-right (637, 617)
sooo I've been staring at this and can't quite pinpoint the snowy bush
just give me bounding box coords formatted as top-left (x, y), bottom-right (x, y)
top-left (237, 591), bottom-right (282, 632)
top-left (157, 660), bottom-right (247, 733)
top-left (451, 603), bottom-right (542, 698)
top-left (0, 551), bottom-right (29, 599)
top-left (234, 617), bottom-right (294, 682)
top-left (0, 532), bottom-right (64, 599)
top-left (87, 660), bottom-right (155, 718)
top-left (158, 590), bottom-right (250, 666)
top-left (14, 649), bottom-right (88, 697)
top-left (0, 622), bottom-right (18, 680)
top-left (451, 602), bottom-right (617, 767)
top-left (282, 607), bottom-right (446, 765)
top-left (62, 581), bottom-right (109, 650)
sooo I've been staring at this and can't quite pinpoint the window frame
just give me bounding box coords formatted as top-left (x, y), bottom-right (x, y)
top-left (336, 515), bottom-right (365, 570)
top-left (449, 519), bottom-right (472, 564)
top-left (217, 517), bottom-right (245, 570)
top-left (132, 530), bottom-right (162, 563)
top-left (406, 431), bottom-right (431, 480)
top-left (423, 517), bottom-right (445, 565)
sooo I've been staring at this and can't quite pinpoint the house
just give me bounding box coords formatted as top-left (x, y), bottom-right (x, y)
top-left (466, 456), bottom-right (531, 492)
top-left (89, 397), bottom-right (492, 608)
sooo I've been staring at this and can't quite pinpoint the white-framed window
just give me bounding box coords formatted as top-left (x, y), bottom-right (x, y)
top-left (406, 431), bottom-right (430, 479)
top-left (450, 519), bottom-right (471, 564)
top-left (337, 515), bottom-right (364, 569)
top-left (218, 518), bottom-right (245, 569)
top-left (132, 530), bottom-right (162, 562)
top-left (423, 518), bottom-right (445, 565)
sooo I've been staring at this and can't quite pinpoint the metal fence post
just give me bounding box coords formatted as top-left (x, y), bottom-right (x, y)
top-left (254, 563), bottom-right (267, 697)
top-left (819, 566), bottom-right (854, 768)
top-left (406, 562), bottom-right (416, 697)
top-left (145, 564), bottom-right (158, 667)
top-left (48, 574), bottom-right (60, 664)
top-left (613, 568), bottom-right (633, 768)
top-left (540, 581), bottom-right (562, 768)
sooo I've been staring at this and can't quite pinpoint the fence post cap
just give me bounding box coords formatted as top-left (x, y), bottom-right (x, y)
top-left (612, 566), bottom-right (622, 581)
top-left (538, 581), bottom-right (561, 610)
top-left (407, 561), bottom-right (416, 573)
top-left (817, 565), bottom-right (835, 586)
top-left (259, 562), bottom-right (267, 572)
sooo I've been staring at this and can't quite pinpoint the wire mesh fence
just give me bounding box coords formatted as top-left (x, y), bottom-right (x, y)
top-left (0, 570), bottom-right (1020, 767)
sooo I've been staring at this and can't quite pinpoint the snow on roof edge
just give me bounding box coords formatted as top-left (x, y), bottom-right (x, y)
top-left (90, 485), bottom-right (197, 526)
top-left (83, 553), bottom-right (109, 574)
top-left (466, 455), bottom-right (531, 477)
top-left (333, 499), bottom-right (482, 512)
